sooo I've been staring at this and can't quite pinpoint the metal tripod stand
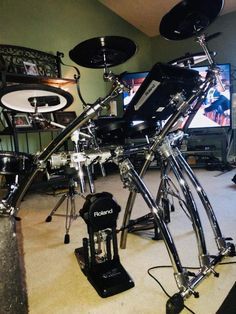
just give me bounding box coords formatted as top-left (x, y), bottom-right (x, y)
top-left (45, 167), bottom-right (84, 244)
top-left (45, 126), bottom-right (96, 244)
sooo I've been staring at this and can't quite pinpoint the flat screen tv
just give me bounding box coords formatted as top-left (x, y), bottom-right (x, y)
top-left (122, 71), bottom-right (148, 111)
top-left (185, 63), bottom-right (231, 129)
top-left (122, 64), bottom-right (231, 129)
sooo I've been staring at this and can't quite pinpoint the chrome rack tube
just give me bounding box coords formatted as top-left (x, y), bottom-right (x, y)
top-left (118, 158), bottom-right (185, 277)
top-left (117, 154), bottom-right (235, 309)
top-left (120, 78), bottom-right (211, 249)
top-left (1, 80), bottom-right (124, 216)
top-left (167, 152), bottom-right (209, 267)
top-left (176, 149), bottom-right (233, 253)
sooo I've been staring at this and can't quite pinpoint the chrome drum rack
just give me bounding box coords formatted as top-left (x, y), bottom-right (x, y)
top-left (0, 64), bottom-right (234, 313)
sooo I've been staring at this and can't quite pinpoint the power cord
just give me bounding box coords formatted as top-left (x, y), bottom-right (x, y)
top-left (147, 265), bottom-right (196, 314)
top-left (147, 260), bottom-right (236, 314)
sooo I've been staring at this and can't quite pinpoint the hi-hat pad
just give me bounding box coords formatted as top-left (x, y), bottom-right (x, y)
top-left (69, 36), bottom-right (136, 68)
top-left (0, 84), bottom-right (74, 113)
top-left (159, 0), bottom-right (224, 40)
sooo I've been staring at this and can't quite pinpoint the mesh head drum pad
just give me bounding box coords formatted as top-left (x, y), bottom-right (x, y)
top-left (0, 84), bottom-right (74, 113)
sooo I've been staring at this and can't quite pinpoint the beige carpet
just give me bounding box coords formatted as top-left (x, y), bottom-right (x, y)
top-left (18, 169), bottom-right (236, 314)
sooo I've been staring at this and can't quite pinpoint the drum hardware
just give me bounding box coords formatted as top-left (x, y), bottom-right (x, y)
top-left (119, 131), bottom-right (193, 239)
top-left (75, 192), bottom-right (134, 297)
top-left (159, 0), bottom-right (223, 41)
top-left (121, 8), bottom-right (220, 234)
top-left (45, 129), bottom-right (97, 243)
top-left (32, 114), bottom-right (93, 141)
top-left (0, 84), bottom-right (73, 113)
top-left (69, 36), bottom-right (136, 69)
top-left (116, 152), bottom-right (235, 305)
top-left (44, 118), bottom-right (113, 244)
top-left (69, 36), bottom-right (136, 96)
top-left (78, 120), bottom-right (108, 178)
top-left (169, 51), bottom-right (217, 68)
top-left (45, 166), bottom-right (85, 244)
top-left (71, 129), bottom-right (90, 194)
top-left (0, 54), bottom-right (126, 216)
top-left (47, 149), bottom-right (112, 183)
top-left (120, 0), bottom-right (226, 250)
top-left (119, 1), bottom-right (235, 311)
top-left (0, 35), bottom-right (235, 312)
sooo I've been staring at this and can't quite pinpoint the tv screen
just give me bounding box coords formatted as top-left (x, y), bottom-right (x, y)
top-left (122, 71), bottom-right (148, 111)
top-left (122, 64), bottom-right (231, 130)
top-left (186, 63), bottom-right (231, 129)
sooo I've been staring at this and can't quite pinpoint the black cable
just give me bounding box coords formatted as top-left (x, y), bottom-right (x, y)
top-left (147, 261), bottom-right (236, 314)
top-left (147, 266), bottom-right (172, 298)
top-left (147, 265), bottom-right (196, 314)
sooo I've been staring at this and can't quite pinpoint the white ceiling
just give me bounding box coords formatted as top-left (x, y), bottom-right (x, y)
top-left (99, 0), bottom-right (236, 37)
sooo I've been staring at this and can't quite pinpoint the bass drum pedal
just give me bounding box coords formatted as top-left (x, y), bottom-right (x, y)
top-left (75, 192), bottom-right (134, 297)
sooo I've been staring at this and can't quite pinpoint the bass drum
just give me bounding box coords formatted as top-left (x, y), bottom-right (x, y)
top-left (0, 151), bottom-right (33, 175)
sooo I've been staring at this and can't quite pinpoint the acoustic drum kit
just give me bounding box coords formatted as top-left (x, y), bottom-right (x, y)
top-left (0, 0), bottom-right (235, 312)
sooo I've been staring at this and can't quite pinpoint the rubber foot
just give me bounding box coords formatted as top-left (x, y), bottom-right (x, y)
top-left (166, 293), bottom-right (184, 314)
top-left (64, 233), bottom-right (70, 244)
top-left (45, 216), bottom-right (52, 222)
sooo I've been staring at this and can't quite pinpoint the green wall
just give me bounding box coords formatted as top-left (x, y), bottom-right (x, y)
top-left (0, 0), bottom-right (153, 152)
top-left (0, 0), bottom-right (153, 114)
top-left (0, 1), bottom-right (235, 153)
top-left (2, 1), bottom-right (235, 108)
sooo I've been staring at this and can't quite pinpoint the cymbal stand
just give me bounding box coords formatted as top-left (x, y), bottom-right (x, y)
top-left (196, 33), bottom-right (225, 90)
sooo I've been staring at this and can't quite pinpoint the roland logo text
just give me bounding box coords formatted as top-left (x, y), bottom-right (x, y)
top-left (94, 208), bottom-right (113, 217)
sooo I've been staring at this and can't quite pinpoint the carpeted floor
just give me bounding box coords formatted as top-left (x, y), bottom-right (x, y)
top-left (2, 168), bottom-right (236, 314)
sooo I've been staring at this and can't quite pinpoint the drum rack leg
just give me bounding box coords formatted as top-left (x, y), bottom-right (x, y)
top-left (118, 157), bottom-right (235, 308)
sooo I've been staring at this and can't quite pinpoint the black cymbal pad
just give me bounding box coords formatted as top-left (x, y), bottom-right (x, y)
top-left (159, 0), bottom-right (224, 40)
top-left (69, 36), bottom-right (136, 68)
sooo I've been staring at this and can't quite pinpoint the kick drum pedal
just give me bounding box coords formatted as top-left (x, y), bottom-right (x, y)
top-left (75, 192), bottom-right (134, 297)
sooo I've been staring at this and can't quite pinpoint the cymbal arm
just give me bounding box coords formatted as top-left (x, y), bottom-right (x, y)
top-left (196, 34), bottom-right (225, 91)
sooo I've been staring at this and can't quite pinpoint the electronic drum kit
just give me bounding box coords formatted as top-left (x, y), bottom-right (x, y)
top-left (0, 0), bottom-right (235, 313)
